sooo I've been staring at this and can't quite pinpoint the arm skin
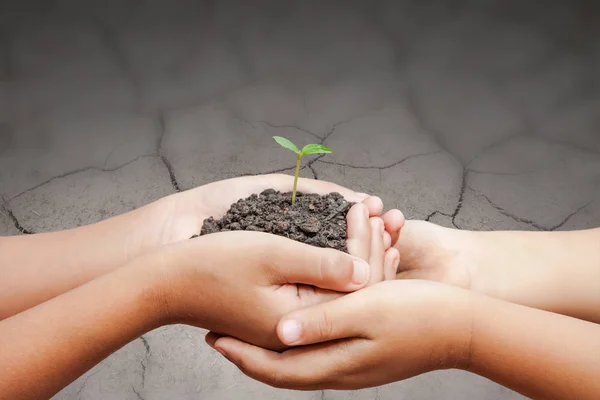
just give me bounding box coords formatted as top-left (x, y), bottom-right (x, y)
top-left (0, 228), bottom-right (381, 400)
top-left (0, 208), bottom-right (154, 320)
top-left (469, 291), bottom-right (600, 400)
top-left (386, 213), bottom-right (600, 323)
top-left (0, 174), bottom-right (388, 321)
top-left (0, 257), bottom-right (164, 400)
top-left (0, 203), bottom-right (389, 400)
top-left (469, 228), bottom-right (600, 323)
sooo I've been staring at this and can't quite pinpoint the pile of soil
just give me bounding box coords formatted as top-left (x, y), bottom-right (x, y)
top-left (195, 189), bottom-right (354, 252)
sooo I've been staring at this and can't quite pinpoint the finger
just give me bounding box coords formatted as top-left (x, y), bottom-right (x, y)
top-left (361, 195), bottom-right (383, 217)
top-left (383, 231), bottom-right (392, 250)
top-left (264, 234), bottom-right (371, 291)
top-left (382, 209), bottom-right (405, 246)
top-left (265, 174), bottom-right (369, 203)
top-left (384, 247), bottom-right (400, 280)
top-left (346, 203), bottom-right (371, 261)
top-left (277, 291), bottom-right (368, 346)
top-left (214, 335), bottom-right (367, 390)
top-left (368, 217), bottom-right (385, 285)
top-left (205, 332), bottom-right (223, 348)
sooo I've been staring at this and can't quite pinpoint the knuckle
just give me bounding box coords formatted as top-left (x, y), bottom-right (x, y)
top-left (317, 309), bottom-right (335, 341)
top-left (317, 252), bottom-right (333, 282)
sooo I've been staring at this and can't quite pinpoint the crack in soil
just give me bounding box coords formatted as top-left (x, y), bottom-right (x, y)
top-left (316, 150), bottom-right (442, 170)
top-left (548, 201), bottom-right (593, 231)
top-left (76, 368), bottom-right (101, 397)
top-left (450, 169), bottom-right (469, 228)
top-left (308, 163), bottom-right (319, 180)
top-left (468, 168), bottom-right (539, 176)
top-left (259, 120), bottom-right (322, 141)
top-left (9, 155), bottom-right (156, 201)
top-left (157, 111), bottom-right (182, 193)
top-left (425, 210), bottom-right (453, 222)
top-left (131, 385), bottom-right (145, 400)
top-left (475, 190), bottom-right (591, 231)
top-left (239, 165), bottom-right (301, 177)
top-left (139, 336), bottom-right (151, 387)
top-left (1, 198), bottom-right (33, 234)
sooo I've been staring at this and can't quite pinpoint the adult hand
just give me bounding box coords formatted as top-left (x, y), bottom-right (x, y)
top-left (153, 202), bottom-right (399, 351)
top-left (206, 280), bottom-right (472, 388)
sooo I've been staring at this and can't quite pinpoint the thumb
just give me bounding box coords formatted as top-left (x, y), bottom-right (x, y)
top-left (266, 236), bottom-right (372, 292)
top-left (277, 290), bottom-right (369, 346)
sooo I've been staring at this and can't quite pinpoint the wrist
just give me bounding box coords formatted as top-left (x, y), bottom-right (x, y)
top-left (122, 249), bottom-right (181, 329)
top-left (433, 284), bottom-right (475, 371)
top-left (401, 281), bottom-right (474, 372)
top-left (136, 239), bottom-right (213, 327)
top-left (462, 230), bottom-right (505, 299)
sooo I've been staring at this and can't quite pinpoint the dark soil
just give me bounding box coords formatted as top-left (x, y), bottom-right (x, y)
top-left (195, 189), bottom-right (354, 252)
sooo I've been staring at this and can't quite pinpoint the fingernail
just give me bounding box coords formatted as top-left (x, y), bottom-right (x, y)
top-left (352, 259), bottom-right (369, 285)
top-left (281, 320), bottom-right (302, 344)
top-left (379, 219), bottom-right (385, 234)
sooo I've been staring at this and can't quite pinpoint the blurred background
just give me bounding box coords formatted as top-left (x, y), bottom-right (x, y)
top-left (1, 0), bottom-right (599, 399)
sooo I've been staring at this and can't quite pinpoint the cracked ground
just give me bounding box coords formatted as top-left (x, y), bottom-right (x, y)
top-left (1, 0), bottom-right (600, 399)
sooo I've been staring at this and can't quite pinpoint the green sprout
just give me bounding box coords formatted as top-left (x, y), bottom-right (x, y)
top-left (273, 136), bottom-right (332, 205)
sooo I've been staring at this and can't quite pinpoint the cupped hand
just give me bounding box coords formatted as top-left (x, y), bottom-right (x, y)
top-left (207, 279), bottom-right (473, 390)
top-left (152, 202), bottom-right (399, 351)
top-left (382, 217), bottom-right (476, 290)
top-left (133, 174), bottom-right (396, 254)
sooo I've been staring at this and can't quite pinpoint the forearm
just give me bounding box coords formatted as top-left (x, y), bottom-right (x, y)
top-left (0, 257), bottom-right (164, 400)
top-left (470, 228), bottom-right (600, 322)
top-left (467, 293), bottom-right (600, 400)
top-left (0, 207), bottom-right (155, 319)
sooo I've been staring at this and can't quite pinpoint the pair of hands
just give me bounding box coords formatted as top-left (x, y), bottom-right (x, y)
top-left (199, 224), bottom-right (475, 390)
top-left (127, 174), bottom-right (404, 351)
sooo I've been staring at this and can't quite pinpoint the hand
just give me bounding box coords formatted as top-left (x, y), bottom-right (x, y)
top-left (206, 280), bottom-right (473, 389)
top-left (0, 173), bottom-right (403, 321)
top-left (384, 220), bottom-right (600, 324)
top-left (152, 202), bottom-right (399, 351)
top-left (382, 218), bottom-right (477, 289)
top-left (132, 173), bottom-right (395, 257)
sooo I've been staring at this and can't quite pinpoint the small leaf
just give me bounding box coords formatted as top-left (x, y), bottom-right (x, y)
top-left (273, 136), bottom-right (300, 154)
top-left (301, 144), bottom-right (333, 155)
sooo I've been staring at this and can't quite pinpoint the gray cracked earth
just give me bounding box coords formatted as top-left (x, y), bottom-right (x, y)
top-left (1, 1), bottom-right (599, 399)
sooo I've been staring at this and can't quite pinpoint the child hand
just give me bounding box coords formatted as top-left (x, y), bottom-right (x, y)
top-left (206, 279), bottom-right (472, 389)
top-left (149, 202), bottom-right (397, 351)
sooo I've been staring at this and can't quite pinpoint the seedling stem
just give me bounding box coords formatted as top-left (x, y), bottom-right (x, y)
top-left (273, 136), bottom-right (332, 205)
top-left (292, 153), bottom-right (302, 204)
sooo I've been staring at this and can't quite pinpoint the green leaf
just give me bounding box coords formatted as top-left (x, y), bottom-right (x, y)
top-left (273, 136), bottom-right (300, 154)
top-left (301, 144), bottom-right (333, 155)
